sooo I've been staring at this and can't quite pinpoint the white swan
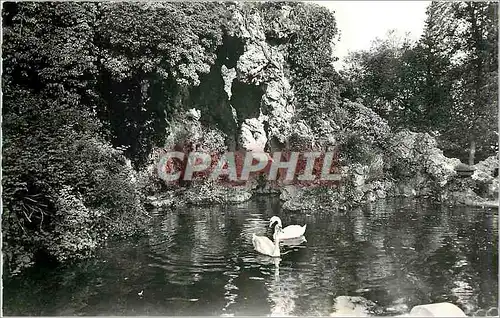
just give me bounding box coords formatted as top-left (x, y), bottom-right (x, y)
top-left (252, 225), bottom-right (281, 257)
top-left (269, 216), bottom-right (306, 240)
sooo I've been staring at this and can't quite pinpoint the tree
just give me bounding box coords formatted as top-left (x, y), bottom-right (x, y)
top-left (343, 2), bottom-right (498, 163)
top-left (447, 2), bottom-right (498, 164)
top-left (409, 1), bottom-right (498, 163)
top-left (283, 3), bottom-right (343, 133)
top-left (96, 2), bottom-right (229, 167)
top-left (343, 31), bottom-right (426, 129)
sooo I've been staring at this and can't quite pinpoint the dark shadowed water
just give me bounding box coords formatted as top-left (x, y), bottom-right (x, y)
top-left (3, 197), bottom-right (498, 316)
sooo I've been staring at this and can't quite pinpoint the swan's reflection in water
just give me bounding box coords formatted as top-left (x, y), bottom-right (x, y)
top-left (256, 237), bottom-right (308, 317)
top-left (266, 257), bottom-right (295, 316)
top-left (251, 256), bottom-right (297, 317)
top-left (280, 236), bottom-right (307, 247)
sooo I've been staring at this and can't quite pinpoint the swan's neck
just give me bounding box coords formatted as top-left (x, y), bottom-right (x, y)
top-left (273, 239), bottom-right (280, 256)
top-left (273, 231), bottom-right (280, 256)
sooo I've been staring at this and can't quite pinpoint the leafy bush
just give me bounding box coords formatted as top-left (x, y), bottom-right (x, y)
top-left (2, 2), bottom-right (147, 274)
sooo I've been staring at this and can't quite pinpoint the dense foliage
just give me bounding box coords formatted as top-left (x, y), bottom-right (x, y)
top-left (2, 2), bottom-right (231, 274)
top-left (284, 4), bottom-right (344, 126)
top-left (2, 2), bottom-right (150, 273)
top-left (96, 2), bottom-right (230, 167)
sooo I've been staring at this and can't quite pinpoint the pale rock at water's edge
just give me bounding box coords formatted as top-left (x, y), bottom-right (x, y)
top-left (408, 302), bottom-right (466, 317)
top-left (329, 298), bottom-right (467, 317)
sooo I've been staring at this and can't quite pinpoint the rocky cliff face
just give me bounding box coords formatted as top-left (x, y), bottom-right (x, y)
top-left (145, 3), bottom-right (497, 210)
top-left (229, 4), bottom-right (296, 149)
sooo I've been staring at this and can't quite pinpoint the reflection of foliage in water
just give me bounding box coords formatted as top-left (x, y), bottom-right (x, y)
top-left (3, 198), bottom-right (497, 316)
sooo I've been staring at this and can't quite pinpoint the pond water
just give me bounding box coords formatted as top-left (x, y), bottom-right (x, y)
top-left (4, 197), bottom-right (498, 316)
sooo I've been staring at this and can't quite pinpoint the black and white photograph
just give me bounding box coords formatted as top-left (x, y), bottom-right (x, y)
top-left (2, 1), bottom-right (498, 316)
